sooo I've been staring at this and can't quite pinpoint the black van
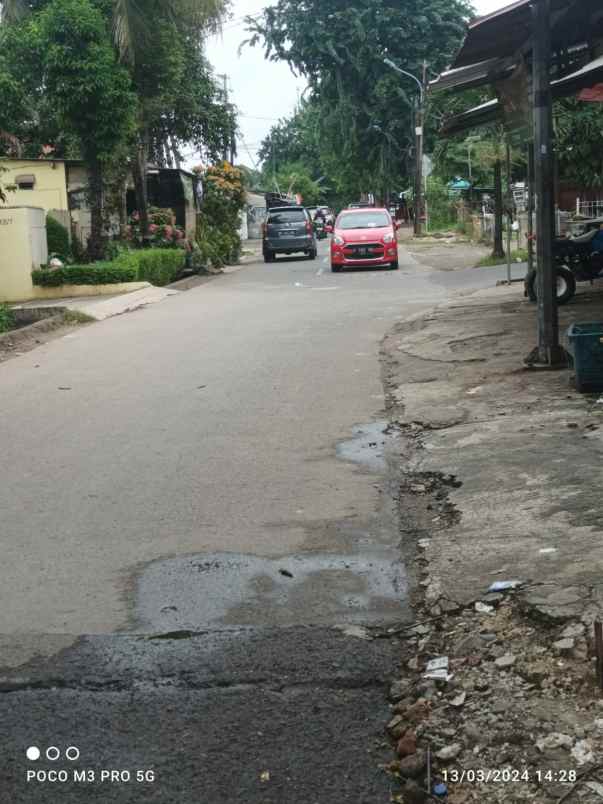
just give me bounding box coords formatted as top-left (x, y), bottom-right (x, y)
top-left (262, 206), bottom-right (317, 262)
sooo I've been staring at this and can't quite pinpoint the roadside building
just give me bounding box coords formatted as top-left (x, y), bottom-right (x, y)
top-left (0, 157), bottom-right (199, 247)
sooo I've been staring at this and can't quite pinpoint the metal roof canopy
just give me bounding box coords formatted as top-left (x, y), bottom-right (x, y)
top-left (441, 53), bottom-right (603, 135)
top-left (453, 0), bottom-right (603, 69)
top-left (429, 58), bottom-right (515, 93)
top-left (431, 0), bottom-right (603, 367)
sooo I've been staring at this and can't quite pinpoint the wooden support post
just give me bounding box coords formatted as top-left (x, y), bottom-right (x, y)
top-left (526, 0), bottom-right (566, 366)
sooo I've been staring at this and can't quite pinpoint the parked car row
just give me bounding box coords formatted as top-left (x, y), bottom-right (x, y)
top-left (262, 203), bottom-right (400, 272)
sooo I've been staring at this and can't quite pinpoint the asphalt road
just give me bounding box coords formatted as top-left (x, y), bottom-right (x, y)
top-left (0, 241), bottom-right (520, 802)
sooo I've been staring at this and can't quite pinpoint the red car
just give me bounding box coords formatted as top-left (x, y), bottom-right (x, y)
top-left (329, 208), bottom-right (399, 273)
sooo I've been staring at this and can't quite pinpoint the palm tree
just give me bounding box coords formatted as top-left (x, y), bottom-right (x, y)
top-left (2, 0), bottom-right (225, 41)
top-left (1, 0), bottom-right (228, 237)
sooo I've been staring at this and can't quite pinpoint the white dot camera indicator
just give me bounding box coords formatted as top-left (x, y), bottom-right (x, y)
top-left (26, 745), bottom-right (80, 762)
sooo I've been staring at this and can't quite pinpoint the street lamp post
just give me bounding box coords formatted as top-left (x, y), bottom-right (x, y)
top-left (384, 58), bottom-right (427, 236)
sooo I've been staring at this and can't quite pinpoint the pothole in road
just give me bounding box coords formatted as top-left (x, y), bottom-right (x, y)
top-left (135, 550), bottom-right (408, 632)
top-left (134, 420), bottom-right (410, 634)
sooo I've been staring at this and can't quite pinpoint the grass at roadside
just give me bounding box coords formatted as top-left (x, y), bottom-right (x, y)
top-left (476, 249), bottom-right (528, 267)
top-left (0, 303), bottom-right (14, 333)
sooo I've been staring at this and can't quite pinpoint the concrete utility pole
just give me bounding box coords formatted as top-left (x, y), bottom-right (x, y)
top-left (384, 58), bottom-right (427, 236)
top-left (529, 0), bottom-right (565, 366)
top-left (414, 61), bottom-right (428, 237)
top-left (218, 74), bottom-right (235, 164)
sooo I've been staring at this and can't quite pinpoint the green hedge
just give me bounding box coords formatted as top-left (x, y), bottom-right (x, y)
top-left (116, 249), bottom-right (185, 287)
top-left (32, 249), bottom-right (185, 289)
top-left (32, 264), bottom-right (136, 287)
top-left (46, 215), bottom-right (71, 260)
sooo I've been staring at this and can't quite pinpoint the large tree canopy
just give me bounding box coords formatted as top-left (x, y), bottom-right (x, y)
top-left (0, 0), bottom-right (236, 254)
top-left (247, 0), bottom-right (473, 200)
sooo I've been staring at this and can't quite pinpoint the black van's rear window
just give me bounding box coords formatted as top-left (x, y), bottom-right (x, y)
top-left (268, 210), bottom-right (307, 224)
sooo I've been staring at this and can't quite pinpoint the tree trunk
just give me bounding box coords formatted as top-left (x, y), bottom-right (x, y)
top-left (132, 137), bottom-right (149, 242)
top-left (492, 158), bottom-right (505, 258)
top-left (87, 157), bottom-right (106, 261)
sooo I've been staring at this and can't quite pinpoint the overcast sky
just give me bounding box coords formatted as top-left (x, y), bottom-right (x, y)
top-left (204, 0), bottom-right (511, 169)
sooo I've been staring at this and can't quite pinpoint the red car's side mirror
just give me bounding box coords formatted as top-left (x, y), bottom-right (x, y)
top-left (394, 220), bottom-right (401, 230)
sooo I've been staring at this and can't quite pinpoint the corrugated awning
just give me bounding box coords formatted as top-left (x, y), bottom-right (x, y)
top-left (441, 99), bottom-right (500, 136)
top-left (441, 53), bottom-right (603, 136)
top-left (452, 0), bottom-right (603, 69)
top-left (429, 58), bottom-right (515, 93)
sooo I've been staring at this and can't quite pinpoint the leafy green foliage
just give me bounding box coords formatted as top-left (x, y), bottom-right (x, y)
top-left (247, 0), bottom-right (472, 199)
top-left (273, 161), bottom-right (323, 205)
top-left (46, 215), bottom-right (71, 260)
top-left (555, 98), bottom-right (603, 189)
top-left (197, 162), bottom-right (245, 268)
top-left (0, 165), bottom-right (8, 203)
top-left (32, 248), bottom-right (185, 287)
top-left (32, 264), bottom-right (137, 286)
top-left (259, 101), bottom-right (323, 181)
top-left (0, 302), bottom-right (14, 333)
top-left (425, 177), bottom-right (457, 231)
top-left (33, 0), bottom-right (136, 164)
top-left (115, 248), bottom-right (185, 285)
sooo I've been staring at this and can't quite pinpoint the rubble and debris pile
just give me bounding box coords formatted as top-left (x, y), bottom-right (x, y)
top-left (383, 591), bottom-right (603, 803)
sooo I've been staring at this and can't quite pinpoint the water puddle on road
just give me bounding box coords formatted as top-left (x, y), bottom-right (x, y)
top-left (134, 420), bottom-right (410, 633)
top-left (135, 550), bottom-right (406, 632)
top-left (336, 419), bottom-right (398, 473)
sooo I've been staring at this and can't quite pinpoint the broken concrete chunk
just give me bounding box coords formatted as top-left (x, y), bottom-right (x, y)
top-left (436, 743), bottom-right (462, 761)
top-left (553, 637), bottom-right (575, 655)
top-left (475, 601), bottom-right (494, 615)
top-left (561, 623), bottom-right (585, 639)
top-left (572, 739), bottom-right (594, 766)
top-left (494, 653), bottom-right (516, 669)
top-left (450, 692), bottom-right (466, 707)
top-left (536, 732), bottom-right (573, 752)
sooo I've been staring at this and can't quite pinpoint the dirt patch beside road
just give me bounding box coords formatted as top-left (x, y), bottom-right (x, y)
top-left (398, 228), bottom-right (492, 272)
top-left (381, 282), bottom-right (603, 802)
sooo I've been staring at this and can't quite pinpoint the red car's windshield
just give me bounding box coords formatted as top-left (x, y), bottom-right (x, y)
top-left (338, 211), bottom-right (390, 230)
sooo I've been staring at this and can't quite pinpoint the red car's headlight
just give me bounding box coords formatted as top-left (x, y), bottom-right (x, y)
top-left (333, 235), bottom-right (345, 246)
top-left (383, 233), bottom-right (395, 244)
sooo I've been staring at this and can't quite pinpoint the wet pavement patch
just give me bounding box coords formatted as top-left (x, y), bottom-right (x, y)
top-left (135, 550), bottom-right (407, 632)
top-left (336, 419), bottom-right (401, 473)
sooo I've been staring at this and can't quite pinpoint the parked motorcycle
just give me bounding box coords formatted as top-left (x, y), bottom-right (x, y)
top-left (525, 225), bottom-right (603, 305)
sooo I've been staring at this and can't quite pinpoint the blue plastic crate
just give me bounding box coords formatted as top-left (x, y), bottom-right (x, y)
top-left (567, 322), bottom-right (603, 393)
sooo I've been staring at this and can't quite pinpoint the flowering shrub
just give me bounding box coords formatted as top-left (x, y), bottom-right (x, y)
top-left (126, 207), bottom-right (186, 248)
top-left (197, 162), bottom-right (246, 269)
